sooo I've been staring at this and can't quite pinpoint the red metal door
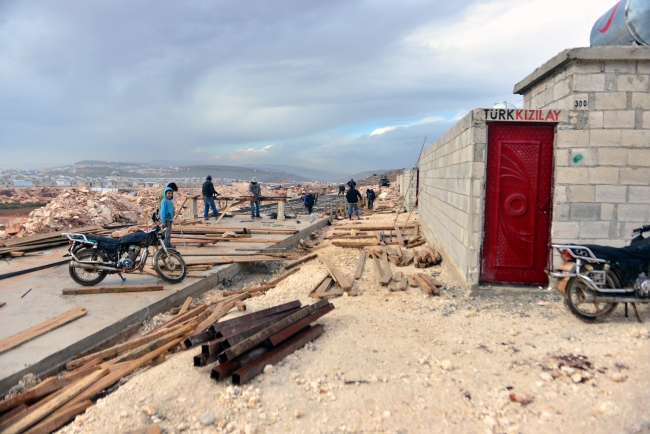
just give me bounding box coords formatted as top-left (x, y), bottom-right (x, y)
top-left (480, 123), bottom-right (554, 285)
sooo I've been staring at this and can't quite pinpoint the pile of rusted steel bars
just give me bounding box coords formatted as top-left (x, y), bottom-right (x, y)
top-left (189, 300), bottom-right (334, 385)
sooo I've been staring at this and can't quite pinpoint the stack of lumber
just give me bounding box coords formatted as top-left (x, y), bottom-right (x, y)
top-left (193, 299), bottom-right (333, 385)
top-left (366, 244), bottom-right (440, 269)
top-left (0, 226), bottom-right (108, 257)
top-left (0, 294), bottom-right (249, 434)
top-left (304, 255), bottom-right (357, 299)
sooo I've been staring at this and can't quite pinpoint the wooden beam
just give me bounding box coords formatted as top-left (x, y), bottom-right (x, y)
top-left (23, 400), bottom-right (93, 434)
top-left (62, 285), bottom-right (163, 295)
top-left (310, 290), bottom-right (344, 299)
top-left (379, 252), bottom-right (393, 285)
top-left (0, 307), bottom-right (87, 356)
top-left (268, 267), bottom-right (300, 286)
top-left (318, 256), bottom-right (352, 290)
top-left (284, 253), bottom-right (318, 270)
top-left (354, 250), bottom-right (366, 280)
top-left (3, 369), bottom-right (108, 434)
top-left (394, 225), bottom-right (405, 245)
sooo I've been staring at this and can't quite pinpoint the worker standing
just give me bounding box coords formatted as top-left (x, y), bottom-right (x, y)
top-left (202, 176), bottom-right (220, 220)
top-left (249, 177), bottom-right (262, 219)
top-left (338, 185), bottom-right (345, 196)
top-left (366, 188), bottom-right (375, 210)
top-left (345, 185), bottom-right (362, 220)
top-left (346, 178), bottom-right (356, 188)
top-left (302, 192), bottom-right (315, 214)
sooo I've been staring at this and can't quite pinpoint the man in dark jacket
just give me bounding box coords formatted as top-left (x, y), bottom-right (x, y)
top-left (347, 179), bottom-right (356, 188)
top-left (202, 176), bottom-right (220, 220)
top-left (302, 193), bottom-right (315, 214)
top-left (338, 185), bottom-right (345, 196)
top-left (346, 186), bottom-right (362, 220)
top-left (248, 177), bottom-right (262, 218)
top-left (366, 188), bottom-right (375, 210)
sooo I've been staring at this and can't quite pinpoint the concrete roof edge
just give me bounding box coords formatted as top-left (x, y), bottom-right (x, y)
top-left (513, 46), bottom-right (650, 95)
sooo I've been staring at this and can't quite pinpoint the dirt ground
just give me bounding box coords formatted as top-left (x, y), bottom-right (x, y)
top-left (53, 208), bottom-right (650, 434)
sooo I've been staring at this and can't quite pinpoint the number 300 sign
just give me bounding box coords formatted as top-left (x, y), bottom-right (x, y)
top-left (574, 99), bottom-right (587, 108)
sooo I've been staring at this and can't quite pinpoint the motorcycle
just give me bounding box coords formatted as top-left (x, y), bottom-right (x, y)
top-left (549, 224), bottom-right (650, 322)
top-left (63, 216), bottom-right (187, 286)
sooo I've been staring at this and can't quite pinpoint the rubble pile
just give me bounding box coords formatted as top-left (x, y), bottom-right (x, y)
top-left (0, 187), bottom-right (61, 205)
top-left (6, 188), bottom-right (146, 239)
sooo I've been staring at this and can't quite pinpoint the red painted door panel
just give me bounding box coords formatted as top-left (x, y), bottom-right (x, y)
top-left (480, 123), bottom-right (554, 285)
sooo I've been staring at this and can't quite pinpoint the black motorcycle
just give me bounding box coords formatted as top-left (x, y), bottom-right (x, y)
top-left (550, 225), bottom-right (650, 322)
top-left (63, 219), bottom-right (187, 286)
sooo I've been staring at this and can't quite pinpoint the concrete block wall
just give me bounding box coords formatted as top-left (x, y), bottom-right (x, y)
top-left (515, 47), bottom-right (650, 247)
top-left (417, 110), bottom-right (487, 286)
top-left (399, 168), bottom-right (418, 211)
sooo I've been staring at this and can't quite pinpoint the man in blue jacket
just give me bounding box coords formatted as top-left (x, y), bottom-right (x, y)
top-left (159, 187), bottom-right (175, 247)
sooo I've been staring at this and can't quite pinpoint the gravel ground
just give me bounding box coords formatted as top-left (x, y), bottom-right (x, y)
top-left (54, 209), bottom-right (650, 434)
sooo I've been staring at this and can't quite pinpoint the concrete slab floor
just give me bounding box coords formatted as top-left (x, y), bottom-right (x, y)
top-left (0, 215), bottom-right (329, 395)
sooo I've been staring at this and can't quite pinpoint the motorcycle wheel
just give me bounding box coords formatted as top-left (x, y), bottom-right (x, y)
top-left (565, 275), bottom-right (619, 323)
top-left (69, 248), bottom-right (108, 286)
top-left (153, 249), bottom-right (187, 284)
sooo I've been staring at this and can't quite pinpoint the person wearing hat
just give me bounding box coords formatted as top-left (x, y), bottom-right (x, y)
top-left (157, 182), bottom-right (178, 211)
top-left (248, 177), bottom-right (262, 219)
top-left (202, 175), bottom-right (220, 220)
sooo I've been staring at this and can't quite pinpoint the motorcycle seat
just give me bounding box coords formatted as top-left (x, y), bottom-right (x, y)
top-left (87, 231), bottom-right (150, 246)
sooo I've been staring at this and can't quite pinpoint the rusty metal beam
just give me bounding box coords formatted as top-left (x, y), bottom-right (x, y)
top-left (267, 304), bottom-right (334, 347)
top-left (232, 324), bottom-right (324, 385)
top-left (215, 308), bottom-right (300, 339)
top-left (221, 309), bottom-right (301, 350)
top-left (219, 300), bottom-right (330, 363)
top-left (207, 300), bottom-right (301, 334)
top-left (210, 347), bottom-right (268, 382)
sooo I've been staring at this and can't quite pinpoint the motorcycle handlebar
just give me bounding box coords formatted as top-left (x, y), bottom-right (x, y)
top-left (632, 224), bottom-right (650, 234)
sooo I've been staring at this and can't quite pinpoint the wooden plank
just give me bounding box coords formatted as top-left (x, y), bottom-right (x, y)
top-left (23, 400), bottom-right (93, 434)
top-left (66, 324), bottom-right (186, 370)
top-left (394, 271), bottom-right (403, 282)
top-left (3, 369), bottom-right (108, 434)
top-left (406, 239), bottom-right (426, 248)
top-left (0, 307), bottom-right (87, 356)
top-left (107, 325), bottom-right (194, 365)
top-left (379, 252), bottom-right (393, 285)
top-left (62, 285), bottom-right (163, 295)
top-left (313, 277), bottom-right (333, 295)
top-left (399, 276), bottom-right (408, 291)
top-left (317, 256), bottom-right (352, 290)
top-left (394, 225), bottom-right (405, 245)
top-left (420, 274), bottom-right (442, 296)
top-left (196, 300), bottom-right (239, 333)
top-left (214, 200), bottom-right (245, 225)
top-left (413, 274), bottom-right (434, 296)
top-left (184, 255), bottom-right (282, 265)
top-left (406, 274), bottom-right (417, 287)
top-left (353, 250), bottom-right (366, 280)
top-left (178, 297), bottom-right (192, 315)
top-left (333, 225), bottom-right (415, 231)
top-left (1, 226), bottom-right (103, 248)
top-left (221, 284), bottom-right (276, 297)
top-left (0, 302), bottom-right (5, 308)
top-left (268, 267), bottom-right (300, 286)
top-left (284, 253), bottom-right (317, 270)
top-left (310, 290), bottom-right (344, 299)
top-left (124, 424), bottom-right (162, 434)
top-left (332, 241), bottom-right (380, 248)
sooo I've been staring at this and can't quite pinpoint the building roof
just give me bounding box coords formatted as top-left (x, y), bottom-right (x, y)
top-left (513, 46), bottom-right (650, 95)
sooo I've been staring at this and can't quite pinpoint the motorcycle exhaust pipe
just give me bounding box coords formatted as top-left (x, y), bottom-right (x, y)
top-left (70, 261), bottom-right (120, 272)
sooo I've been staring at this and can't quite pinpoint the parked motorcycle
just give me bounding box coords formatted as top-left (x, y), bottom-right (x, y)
top-left (63, 217), bottom-right (187, 286)
top-left (549, 225), bottom-right (650, 322)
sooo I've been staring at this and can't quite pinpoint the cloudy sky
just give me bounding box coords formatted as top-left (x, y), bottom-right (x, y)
top-left (0, 0), bottom-right (615, 171)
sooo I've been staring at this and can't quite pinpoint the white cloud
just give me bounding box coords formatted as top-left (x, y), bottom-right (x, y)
top-left (370, 126), bottom-right (397, 136)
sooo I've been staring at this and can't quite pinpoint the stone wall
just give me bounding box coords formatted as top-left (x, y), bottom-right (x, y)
top-left (514, 47), bottom-right (650, 248)
top-left (417, 110), bottom-right (487, 286)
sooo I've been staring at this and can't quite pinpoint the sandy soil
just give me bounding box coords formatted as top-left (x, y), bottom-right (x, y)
top-left (54, 207), bottom-right (650, 434)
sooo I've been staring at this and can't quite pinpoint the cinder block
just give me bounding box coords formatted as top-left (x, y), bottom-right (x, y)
top-left (553, 79), bottom-right (570, 101)
top-left (556, 129), bottom-right (589, 148)
top-left (574, 74), bottom-right (606, 92)
top-left (603, 110), bottom-right (636, 128)
top-left (556, 167), bottom-right (589, 184)
top-left (616, 75), bottom-right (649, 92)
top-left (621, 130), bottom-right (650, 147)
top-left (601, 203), bottom-right (615, 220)
top-left (597, 147), bottom-right (627, 166)
top-left (618, 204), bottom-right (650, 222)
top-left (590, 129), bottom-right (621, 147)
top-left (567, 185), bottom-right (595, 202)
top-left (588, 111), bottom-right (604, 129)
top-left (629, 186), bottom-right (650, 203)
top-left (570, 203), bottom-right (601, 221)
top-left (552, 222), bottom-right (580, 239)
top-left (628, 149), bottom-right (650, 166)
top-left (643, 111), bottom-right (650, 128)
top-left (553, 185), bottom-right (567, 203)
top-left (569, 148), bottom-right (595, 166)
top-left (595, 185), bottom-right (627, 203)
top-left (555, 149), bottom-right (570, 167)
top-left (588, 167), bottom-right (619, 184)
top-left (579, 221), bottom-right (611, 239)
top-left (637, 61), bottom-right (650, 74)
top-left (554, 204), bottom-right (570, 221)
top-left (595, 92), bottom-right (627, 110)
top-left (604, 60), bottom-right (636, 73)
top-left (631, 92), bottom-right (650, 109)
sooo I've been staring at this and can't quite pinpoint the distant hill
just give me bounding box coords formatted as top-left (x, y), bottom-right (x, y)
top-left (62, 161), bottom-right (309, 182)
top-left (335, 169), bottom-right (398, 184)
top-left (245, 164), bottom-right (346, 183)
